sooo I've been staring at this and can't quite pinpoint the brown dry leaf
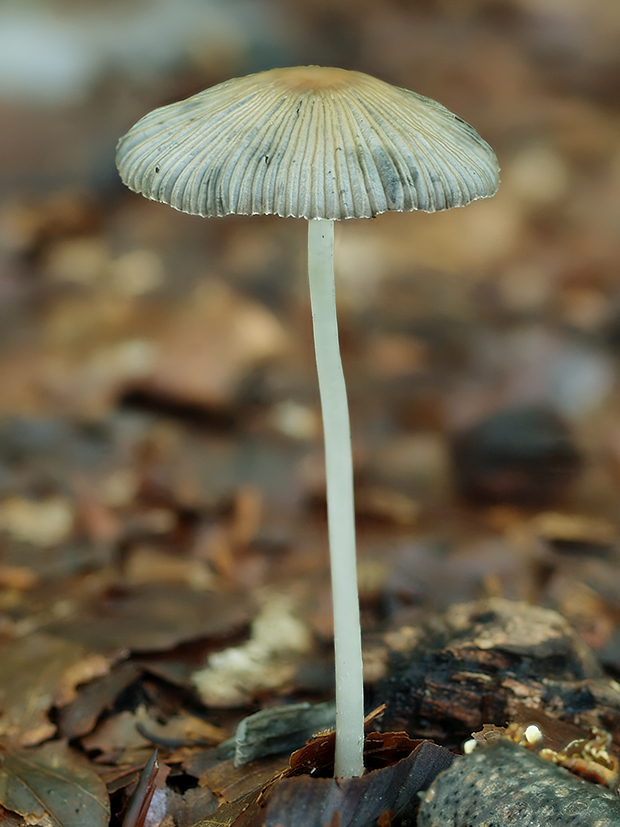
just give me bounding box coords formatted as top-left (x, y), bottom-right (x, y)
top-left (0, 191), bottom-right (101, 256)
top-left (191, 591), bottom-right (313, 707)
top-left (54, 653), bottom-right (110, 707)
top-left (0, 566), bottom-right (38, 591)
top-left (284, 709), bottom-right (405, 779)
top-left (81, 707), bottom-right (155, 766)
top-left (45, 338), bottom-right (160, 419)
top-left (157, 786), bottom-right (219, 827)
top-left (0, 633), bottom-right (108, 746)
top-left (188, 793), bottom-right (261, 827)
top-left (44, 236), bottom-right (109, 286)
top-left (348, 731), bottom-right (429, 771)
top-left (355, 485), bottom-right (420, 526)
top-left (57, 663), bottom-right (143, 741)
top-left (0, 806), bottom-right (25, 826)
top-left (0, 351), bottom-right (60, 416)
top-left (229, 487), bottom-right (263, 548)
top-left (31, 285), bottom-right (163, 417)
top-left (84, 708), bottom-right (225, 770)
top-left (98, 763), bottom-right (145, 796)
top-left (121, 749), bottom-right (161, 827)
top-left (189, 754), bottom-right (290, 804)
top-left (122, 752), bottom-right (218, 827)
top-left (137, 713), bottom-right (227, 749)
top-left (239, 752), bottom-right (432, 827)
top-left (365, 333), bottom-right (429, 378)
top-left (43, 584), bottom-right (252, 658)
top-left (532, 511), bottom-right (617, 547)
top-left (189, 738), bottom-right (454, 827)
top-left (141, 280), bottom-right (289, 409)
top-left (0, 496), bottom-right (74, 547)
top-left (0, 739), bottom-right (110, 827)
top-left (73, 475), bottom-right (122, 547)
top-left (124, 546), bottom-right (214, 590)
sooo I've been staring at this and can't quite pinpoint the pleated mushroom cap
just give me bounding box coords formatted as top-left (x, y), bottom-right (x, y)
top-left (116, 66), bottom-right (500, 220)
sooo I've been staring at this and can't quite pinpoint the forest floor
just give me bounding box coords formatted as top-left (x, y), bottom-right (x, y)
top-left (0, 1), bottom-right (620, 824)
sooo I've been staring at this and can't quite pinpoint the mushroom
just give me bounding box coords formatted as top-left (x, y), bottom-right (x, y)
top-left (116, 65), bottom-right (500, 778)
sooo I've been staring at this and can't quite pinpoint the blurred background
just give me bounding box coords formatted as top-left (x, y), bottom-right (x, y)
top-left (1, 0), bottom-right (620, 644)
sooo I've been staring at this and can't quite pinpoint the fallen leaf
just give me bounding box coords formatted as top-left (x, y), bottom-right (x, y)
top-left (0, 566), bottom-right (39, 591)
top-left (189, 754), bottom-right (290, 804)
top-left (191, 591), bottom-right (312, 707)
top-left (287, 722), bottom-right (419, 778)
top-left (54, 653), bottom-right (110, 707)
top-left (57, 663), bottom-right (142, 741)
top-left (156, 785), bottom-right (218, 827)
top-left (136, 713), bottom-right (227, 750)
top-left (124, 546), bottom-right (214, 590)
top-left (532, 511), bottom-right (617, 548)
top-left (121, 750), bottom-right (160, 827)
top-left (204, 740), bottom-right (452, 827)
top-left (0, 496), bottom-right (74, 547)
top-left (81, 707), bottom-right (156, 766)
top-left (188, 728), bottom-right (453, 827)
top-left (43, 584), bottom-right (252, 658)
top-left (0, 806), bottom-right (25, 826)
top-left (250, 741), bottom-right (452, 827)
top-left (0, 740), bottom-right (110, 827)
top-left (0, 634), bottom-right (100, 746)
top-left (189, 792), bottom-right (260, 827)
top-left (141, 280), bottom-right (288, 409)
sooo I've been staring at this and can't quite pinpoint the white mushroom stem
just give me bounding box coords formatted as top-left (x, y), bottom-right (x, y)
top-left (307, 217), bottom-right (364, 779)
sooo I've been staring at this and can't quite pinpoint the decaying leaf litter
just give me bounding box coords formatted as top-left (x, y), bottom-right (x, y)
top-left (2, 0), bottom-right (620, 824)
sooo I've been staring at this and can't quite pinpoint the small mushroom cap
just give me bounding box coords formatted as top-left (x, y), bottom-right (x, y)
top-left (116, 66), bottom-right (500, 220)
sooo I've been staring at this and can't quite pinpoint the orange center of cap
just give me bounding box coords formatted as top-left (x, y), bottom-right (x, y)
top-left (265, 66), bottom-right (361, 93)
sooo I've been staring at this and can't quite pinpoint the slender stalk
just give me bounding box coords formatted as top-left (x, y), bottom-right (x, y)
top-left (307, 218), bottom-right (364, 778)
